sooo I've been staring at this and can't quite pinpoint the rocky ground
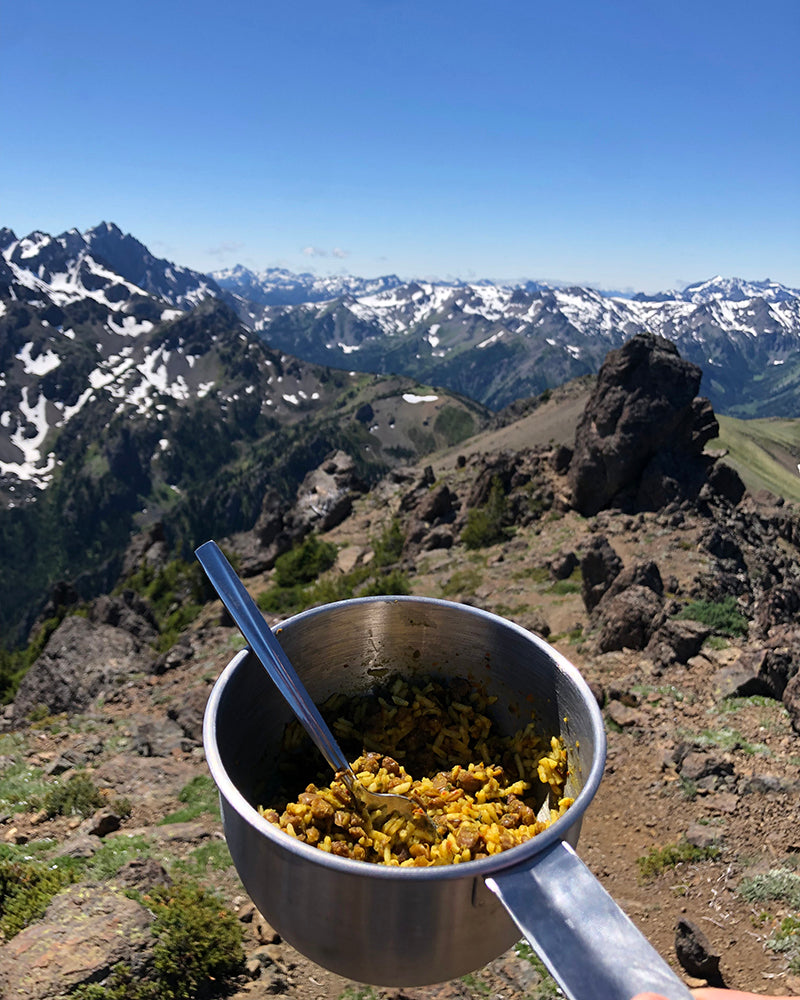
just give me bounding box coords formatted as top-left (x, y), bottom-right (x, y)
top-left (1, 335), bottom-right (799, 999)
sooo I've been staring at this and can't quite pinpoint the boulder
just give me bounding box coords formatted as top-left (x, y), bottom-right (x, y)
top-left (286, 449), bottom-right (365, 535)
top-left (0, 885), bottom-right (154, 998)
top-left (89, 590), bottom-right (159, 646)
top-left (598, 559), bottom-right (664, 605)
top-left (580, 535), bottom-right (623, 612)
top-left (11, 616), bottom-right (151, 724)
top-left (674, 917), bottom-right (725, 986)
top-left (596, 585), bottom-right (665, 652)
top-left (645, 618), bottom-right (710, 670)
top-left (568, 333), bottom-right (718, 515)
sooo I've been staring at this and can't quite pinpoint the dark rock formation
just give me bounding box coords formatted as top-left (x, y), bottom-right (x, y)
top-left (580, 535), bottom-right (623, 612)
top-left (674, 917), bottom-right (725, 986)
top-left (596, 585), bottom-right (665, 652)
top-left (11, 616), bottom-right (152, 724)
top-left (645, 618), bottom-right (710, 671)
top-left (568, 333), bottom-right (720, 515)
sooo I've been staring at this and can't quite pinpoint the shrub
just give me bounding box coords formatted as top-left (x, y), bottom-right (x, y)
top-left (42, 772), bottom-right (103, 818)
top-left (74, 880), bottom-right (245, 1000)
top-left (257, 583), bottom-right (308, 615)
top-left (461, 477), bottom-right (510, 549)
top-left (273, 534), bottom-right (337, 587)
top-left (145, 880), bottom-right (244, 1000)
top-left (0, 856), bottom-right (76, 938)
top-left (638, 840), bottom-right (719, 880)
top-left (676, 596), bottom-right (748, 637)
top-left (73, 963), bottom-right (160, 999)
top-left (738, 869), bottom-right (800, 908)
top-left (372, 518), bottom-right (405, 567)
top-left (358, 569), bottom-right (411, 596)
top-left (768, 915), bottom-right (800, 972)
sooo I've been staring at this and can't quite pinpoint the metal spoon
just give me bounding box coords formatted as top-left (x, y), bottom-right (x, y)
top-left (195, 540), bottom-right (437, 835)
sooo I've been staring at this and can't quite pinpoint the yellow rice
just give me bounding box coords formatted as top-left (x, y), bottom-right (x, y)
top-left (259, 674), bottom-right (573, 867)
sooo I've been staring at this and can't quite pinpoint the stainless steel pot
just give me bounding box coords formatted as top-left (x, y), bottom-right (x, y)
top-left (203, 596), bottom-right (691, 1000)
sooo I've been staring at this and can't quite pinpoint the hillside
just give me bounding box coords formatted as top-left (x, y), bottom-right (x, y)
top-left (713, 416), bottom-right (800, 505)
top-left (0, 336), bottom-right (799, 998)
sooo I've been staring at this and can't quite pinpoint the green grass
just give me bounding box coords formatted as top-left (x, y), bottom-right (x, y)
top-left (691, 726), bottom-right (768, 755)
top-left (676, 596), bottom-right (749, 637)
top-left (0, 735), bottom-right (51, 812)
top-left (440, 566), bottom-right (483, 597)
top-left (711, 416), bottom-right (800, 504)
top-left (0, 854), bottom-right (77, 938)
top-left (159, 775), bottom-right (220, 825)
top-left (172, 840), bottom-right (233, 876)
top-left (638, 840), bottom-right (720, 880)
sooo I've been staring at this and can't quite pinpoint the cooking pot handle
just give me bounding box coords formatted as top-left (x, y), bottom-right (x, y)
top-left (485, 840), bottom-right (693, 1000)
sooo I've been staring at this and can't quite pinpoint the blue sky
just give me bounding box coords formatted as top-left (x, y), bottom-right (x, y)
top-left (3, 0), bottom-right (798, 292)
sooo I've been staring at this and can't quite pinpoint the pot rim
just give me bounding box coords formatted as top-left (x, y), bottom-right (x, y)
top-left (203, 595), bottom-right (607, 883)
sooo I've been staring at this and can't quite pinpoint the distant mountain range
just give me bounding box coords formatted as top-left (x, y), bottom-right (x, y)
top-left (212, 268), bottom-right (800, 415)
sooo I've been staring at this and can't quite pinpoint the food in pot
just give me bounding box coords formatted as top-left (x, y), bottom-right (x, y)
top-left (259, 674), bottom-right (573, 866)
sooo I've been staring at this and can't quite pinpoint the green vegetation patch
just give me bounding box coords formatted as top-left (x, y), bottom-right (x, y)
top-left (0, 852), bottom-right (77, 939)
top-left (120, 557), bottom-right (206, 653)
top-left (638, 840), bottom-right (720, 880)
top-left (461, 477), bottom-right (512, 549)
top-left (145, 880), bottom-right (244, 999)
top-left (738, 868), bottom-right (800, 908)
top-left (75, 879), bottom-right (245, 1000)
top-left (768, 915), bottom-right (800, 973)
top-left (712, 415), bottom-right (800, 505)
top-left (675, 596), bottom-right (749, 637)
top-left (274, 534), bottom-right (337, 587)
top-left (258, 522), bottom-right (411, 615)
top-left (0, 736), bottom-right (51, 812)
top-left (42, 771), bottom-right (104, 818)
top-left (433, 405), bottom-right (475, 447)
top-left (159, 774), bottom-right (220, 825)
top-left (372, 518), bottom-right (405, 567)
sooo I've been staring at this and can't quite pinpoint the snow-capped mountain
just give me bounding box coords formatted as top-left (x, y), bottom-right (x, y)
top-left (210, 264), bottom-right (403, 308)
top-left (2, 223), bottom-right (486, 644)
top-left (2, 222), bottom-right (220, 312)
top-left (3, 220), bottom-right (800, 511)
top-left (0, 224), bottom-right (434, 502)
top-left (635, 276), bottom-right (800, 305)
top-left (248, 278), bottom-right (800, 415)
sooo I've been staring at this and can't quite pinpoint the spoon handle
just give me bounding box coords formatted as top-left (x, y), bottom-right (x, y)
top-left (195, 540), bottom-right (351, 777)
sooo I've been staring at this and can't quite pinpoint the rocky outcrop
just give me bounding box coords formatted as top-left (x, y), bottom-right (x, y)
top-left (0, 885), bottom-right (155, 998)
top-left (228, 450), bottom-right (369, 575)
top-left (11, 615), bottom-right (153, 724)
top-left (568, 333), bottom-right (724, 515)
top-left (580, 535), bottom-right (624, 612)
